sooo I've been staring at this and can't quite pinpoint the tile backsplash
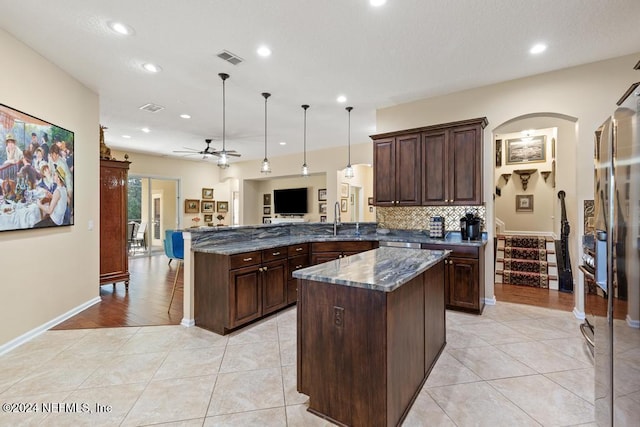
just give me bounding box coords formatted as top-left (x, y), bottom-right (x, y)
top-left (377, 205), bottom-right (486, 231)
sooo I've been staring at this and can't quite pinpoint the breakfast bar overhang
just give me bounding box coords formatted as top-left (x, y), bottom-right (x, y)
top-left (294, 246), bottom-right (449, 427)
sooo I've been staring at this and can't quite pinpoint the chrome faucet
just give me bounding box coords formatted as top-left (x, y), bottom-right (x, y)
top-left (333, 201), bottom-right (341, 236)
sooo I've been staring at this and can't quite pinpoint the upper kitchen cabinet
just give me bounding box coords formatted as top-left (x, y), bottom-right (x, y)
top-left (371, 117), bottom-right (487, 207)
top-left (373, 133), bottom-right (421, 206)
top-left (423, 118), bottom-right (487, 206)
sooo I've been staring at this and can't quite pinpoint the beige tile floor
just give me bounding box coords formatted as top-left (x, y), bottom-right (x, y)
top-left (0, 302), bottom-right (595, 426)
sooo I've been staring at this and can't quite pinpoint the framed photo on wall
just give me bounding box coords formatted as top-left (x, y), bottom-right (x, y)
top-left (185, 199), bottom-right (200, 213)
top-left (340, 183), bottom-right (349, 198)
top-left (515, 194), bottom-right (534, 212)
top-left (495, 139), bottom-right (502, 167)
top-left (202, 188), bottom-right (214, 199)
top-left (506, 136), bottom-right (546, 164)
top-left (217, 201), bottom-right (229, 213)
top-left (203, 214), bottom-right (213, 223)
top-left (263, 216), bottom-right (272, 224)
top-left (263, 206), bottom-right (271, 215)
top-left (319, 202), bottom-right (327, 214)
top-left (340, 198), bottom-right (348, 212)
top-left (318, 188), bottom-right (327, 201)
top-left (263, 193), bottom-right (271, 205)
top-left (201, 201), bottom-right (214, 213)
top-left (320, 215), bottom-right (327, 222)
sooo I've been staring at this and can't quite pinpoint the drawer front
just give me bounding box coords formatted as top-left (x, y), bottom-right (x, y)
top-left (230, 251), bottom-right (262, 269)
top-left (288, 243), bottom-right (309, 256)
top-left (421, 243), bottom-right (478, 259)
top-left (288, 254), bottom-right (310, 279)
top-left (311, 241), bottom-right (375, 253)
top-left (262, 246), bottom-right (288, 262)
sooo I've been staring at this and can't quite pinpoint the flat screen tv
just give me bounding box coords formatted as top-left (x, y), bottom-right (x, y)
top-left (274, 187), bottom-right (308, 215)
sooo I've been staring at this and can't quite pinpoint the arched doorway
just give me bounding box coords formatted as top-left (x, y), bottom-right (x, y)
top-left (492, 113), bottom-right (580, 309)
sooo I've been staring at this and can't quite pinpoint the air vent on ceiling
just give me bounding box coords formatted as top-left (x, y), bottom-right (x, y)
top-left (217, 50), bottom-right (243, 65)
top-left (138, 103), bottom-right (165, 113)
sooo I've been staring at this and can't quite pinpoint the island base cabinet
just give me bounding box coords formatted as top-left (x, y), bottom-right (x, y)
top-left (297, 261), bottom-right (446, 427)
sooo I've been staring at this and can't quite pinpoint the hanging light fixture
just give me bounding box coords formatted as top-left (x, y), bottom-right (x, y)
top-left (301, 104), bottom-right (310, 176)
top-left (261, 92), bottom-right (272, 174)
top-left (217, 73), bottom-right (230, 169)
top-left (344, 106), bottom-right (354, 179)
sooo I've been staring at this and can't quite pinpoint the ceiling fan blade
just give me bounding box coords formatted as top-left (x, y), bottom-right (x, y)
top-left (226, 153), bottom-right (241, 157)
top-left (173, 150), bottom-right (201, 154)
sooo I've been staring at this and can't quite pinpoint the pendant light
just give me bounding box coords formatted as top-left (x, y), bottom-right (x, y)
top-left (217, 73), bottom-right (230, 169)
top-left (301, 104), bottom-right (310, 176)
top-left (344, 106), bottom-right (354, 179)
top-left (261, 92), bottom-right (272, 174)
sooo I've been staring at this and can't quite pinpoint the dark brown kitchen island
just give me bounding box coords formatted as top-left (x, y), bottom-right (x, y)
top-left (294, 247), bottom-right (449, 427)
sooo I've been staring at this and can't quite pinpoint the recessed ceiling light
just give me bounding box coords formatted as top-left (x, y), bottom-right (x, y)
top-left (370, 0), bottom-right (387, 7)
top-left (142, 63), bottom-right (161, 73)
top-left (108, 21), bottom-right (134, 36)
top-left (122, 135), bottom-right (131, 139)
top-left (141, 127), bottom-right (150, 133)
top-left (279, 141), bottom-right (287, 146)
top-left (180, 114), bottom-right (191, 119)
top-left (337, 95), bottom-right (347, 103)
top-left (529, 43), bottom-right (547, 54)
top-left (257, 45), bottom-right (272, 57)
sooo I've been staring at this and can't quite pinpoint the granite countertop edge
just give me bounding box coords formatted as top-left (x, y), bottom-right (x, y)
top-left (191, 233), bottom-right (487, 255)
top-left (292, 247), bottom-right (450, 292)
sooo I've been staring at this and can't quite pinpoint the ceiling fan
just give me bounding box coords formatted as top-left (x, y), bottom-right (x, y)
top-left (173, 138), bottom-right (240, 159)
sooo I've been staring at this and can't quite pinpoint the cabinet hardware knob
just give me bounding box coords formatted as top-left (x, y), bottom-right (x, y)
top-left (263, 266), bottom-right (268, 271)
top-left (243, 257), bottom-right (253, 262)
top-left (296, 265), bottom-right (303, 269)
top-left (272, 252), bottom-right (280, 256)
top-left (296, 247), bottom-right (303, 251)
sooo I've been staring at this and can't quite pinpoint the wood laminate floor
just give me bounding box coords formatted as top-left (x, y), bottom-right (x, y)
top-left (53, 255), bottom-right (582, 330)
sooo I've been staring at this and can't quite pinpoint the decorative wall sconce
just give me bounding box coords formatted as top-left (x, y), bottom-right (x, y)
top-left (540, 170), bottom-right (552, 182)
top-left (513, 169), bottom-right (537, 191)
top-left (501, 173), bottom-right (512, 184)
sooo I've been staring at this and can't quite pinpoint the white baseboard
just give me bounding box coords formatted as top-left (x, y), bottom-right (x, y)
top-left (181, 318), bottom-right (195, 327)
top-left (573, 307), bottom-right (586, 320)
top-left (627, 315), bottom-right (640, 329)
top-left (484, 296), bottom-right (497, 305)
top-left (0, 296), bottom-right (101, 356)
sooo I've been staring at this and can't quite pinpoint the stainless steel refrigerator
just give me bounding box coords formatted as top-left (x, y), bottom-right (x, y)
top-left (582, 79), bottom-right (640, 426)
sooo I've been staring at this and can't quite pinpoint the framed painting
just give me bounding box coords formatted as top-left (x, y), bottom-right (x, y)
top-left (263, 193), bottom-right (271, 205)
top-left (185, 199), bottom-right (200, 213)
top-left (0, 103), bottom-right (75, 232)
top-left (340, 183), bottom-right (349, 198)
top-left (320, 215), bottom-right (327, 222)
top-left (515, 194), bottom-right (534, 212)
top-left (506, 136), bottom-right (546, 165)
top-left (319, 202), bottom-right (327, 214)
top-left (201, 201), bottom-right (214, 213)
top-left (263, 206), bottom-right (271, 215)
top-left (495, 139), bottom-right (502, 167)
top-left (340, 198), bottom-right (348, 212)
top-left (217, 201), bottom-right (229, 213)
top-left (318, 188), bottom-right (327, 201)
top-left (203, 214), bottom-right (213, 223)
top-left (262, 216), bottom-right (272, 224)
top-left (202, 188), bottom-right (214, 199)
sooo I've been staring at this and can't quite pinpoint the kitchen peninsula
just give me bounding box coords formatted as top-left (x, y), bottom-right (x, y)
top-left (294, 246), bottom-right (449, 427)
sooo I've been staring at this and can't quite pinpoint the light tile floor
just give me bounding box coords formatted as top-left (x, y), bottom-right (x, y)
top-left (0, 302), bottom-right (595, 426)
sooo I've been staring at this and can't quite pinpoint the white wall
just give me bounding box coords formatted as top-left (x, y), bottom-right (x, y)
top-left (0, 29), bottom-right (100, 347)
top-left (377, 52), bottom-right (640, 313)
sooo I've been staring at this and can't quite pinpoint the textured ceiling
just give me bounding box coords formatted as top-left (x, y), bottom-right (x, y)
top-left (1, 0), bottom-right (639, 164)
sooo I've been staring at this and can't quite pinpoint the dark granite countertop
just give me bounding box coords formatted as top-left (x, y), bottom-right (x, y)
top-left (292, 246), bottom-right (450, 292)
top-left (187, 222), bottom-right (487, 255)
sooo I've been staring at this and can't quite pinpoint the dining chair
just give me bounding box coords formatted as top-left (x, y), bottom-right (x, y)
top-left (167, 230), bottom-right (185, 312)
top-left (132, 222), bottom-right (147, 251)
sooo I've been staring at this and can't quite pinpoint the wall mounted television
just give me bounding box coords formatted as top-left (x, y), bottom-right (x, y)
top-left (274, 187), bottom-right (308, 215)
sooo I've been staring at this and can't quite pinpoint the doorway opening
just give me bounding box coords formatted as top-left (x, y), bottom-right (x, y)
top-left (492, 113), bottom-right (578, 309)
top-left (128, 176), bottom-right (180, 257)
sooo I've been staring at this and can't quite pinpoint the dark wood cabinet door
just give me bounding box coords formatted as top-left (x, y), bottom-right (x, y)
top-left (229, 265), bottom-right (262, 328)
top-left (447, 257), bottom-right (479, 311)
top-left (373, 138), bottom-right (395, 206)
top-left (99, 159), bottom-right (130, 286)
top-left (288, 254), bottom-right (310, 304)
top-left (448, 124), bottom-right (482, 205)
top-left (421, 129), bottom-right (447, 205)
top-left (396, 133), bottom-right (422, 205)
top-left (263, 259), bottom-right (288, 315)
top-left (311, 252), bottom-right (342, 265)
